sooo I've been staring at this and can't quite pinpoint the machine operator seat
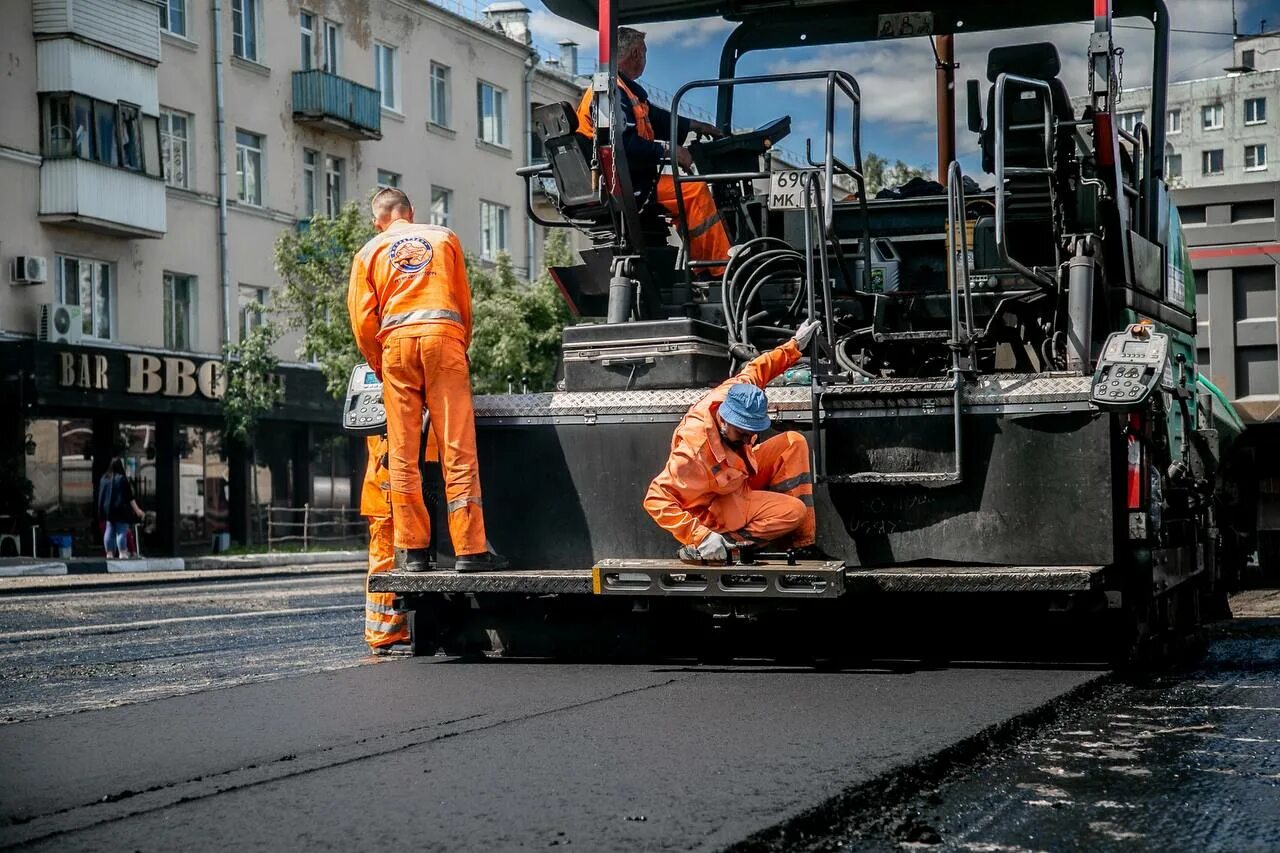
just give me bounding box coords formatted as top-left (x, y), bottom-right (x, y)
top-left (532, 102), bottom-right (613, 227)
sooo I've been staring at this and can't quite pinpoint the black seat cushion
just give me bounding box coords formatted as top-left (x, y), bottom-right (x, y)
top-left (981, 42), bottom-right (1074, 174)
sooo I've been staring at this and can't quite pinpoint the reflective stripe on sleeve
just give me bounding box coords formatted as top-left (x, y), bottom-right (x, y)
top-left (447, 496), bottom-right (483, 513)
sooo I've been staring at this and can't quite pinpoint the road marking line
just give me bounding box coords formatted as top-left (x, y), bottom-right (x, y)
top-left (0, 605), bottom-right (360, 643)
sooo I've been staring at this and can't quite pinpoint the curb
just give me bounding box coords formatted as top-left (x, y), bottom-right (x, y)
top-left (0, 550), bottom-right (367, 579)
top-left (0, 560), bottom-right (68, 578)
top-left (184, 551), bottom-right (367, 571)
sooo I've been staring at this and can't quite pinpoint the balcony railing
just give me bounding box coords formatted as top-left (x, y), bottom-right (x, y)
top-left (291, 70), bottom-right (382, 140)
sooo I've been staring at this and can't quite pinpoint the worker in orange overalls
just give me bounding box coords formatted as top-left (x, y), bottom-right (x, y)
top-left (361, 434), bottom-right (411, 653)
top-left (644, 320), bottom-right (822, 564)
top-left (575, 26), bottom-right (731, 271)
top-left (348, 187), bottom-right (506, 573)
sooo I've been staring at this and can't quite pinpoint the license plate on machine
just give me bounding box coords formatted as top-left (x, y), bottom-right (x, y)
top-left (768, 169), bottom-right (820, 211)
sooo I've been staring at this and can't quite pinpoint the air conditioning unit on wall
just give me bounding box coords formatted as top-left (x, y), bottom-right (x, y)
top-left (11, 255), bottom-right (48, 285)
top-left (38, 304), bottom-right (83, 344)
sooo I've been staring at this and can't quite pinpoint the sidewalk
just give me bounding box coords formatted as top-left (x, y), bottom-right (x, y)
top-left (0, 550), bottom-right (367, 579)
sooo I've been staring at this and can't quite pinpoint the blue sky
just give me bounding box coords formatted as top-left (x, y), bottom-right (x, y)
top-left (525, 0), bottom-right (1280, 178)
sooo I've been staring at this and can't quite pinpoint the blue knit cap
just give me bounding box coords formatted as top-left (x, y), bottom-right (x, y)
top-left (719, 383), bottom-right (771, 433)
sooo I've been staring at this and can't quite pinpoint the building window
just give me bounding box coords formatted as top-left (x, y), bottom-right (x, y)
top-left (302, 149), bottom-right (318, 217)
top-left (235, 130), bottom-right (263, 206)
top-left (1201, 103), bottom-right (1224, 130)
top-left (477, 81), bottom-right (507, 146)
top-left (1166, 152), bottom-right (1182, 180)
top-left (163, 272), bottom-right (196, 351)
top-left (1201, 148), bottom-right (1224, 176)
top-left (238, 285), bottom-right (267, 339)
top-left (1245, 97), bottom-right (1267, 126)
top-left (55, 255), bottom-right (114, 340)
top-left (324, 155), bottom-right (343, 217)
top-left (479, 200), bottom-right (509, 259)
top-left (1245, 144), bottom-right (1267, 171)
top-left (322, 19), bottom-right (340, 75)
top-left (300, 11), bottom-right (315, 70)
top-left (430, 63), bottom-right (451, 127)
top-left (376, 169), bottom-right (400, 188)
top-left (375, 42), bottom-right (399, 111)
top-left (118, 103), bottom-right (143, 171)
top-left (41, 94), bottom-right (150, 172)
top-left (1117, 110), bottom-right (1143, 135)
top-left (93, 100), bottom-right (118, 166)
top-left (159, 109), bottom-right (190, 188)
top-left (232, 0), bottom-right (260, 62)
top-left (430, 186), bottom-right (452, 227)
top-left (1242, 49), bottom-right (1256, 69)
top-left (159, 0), bottom-right (186, 37)
top-left (1167, 109), bottom-right (1181, 134)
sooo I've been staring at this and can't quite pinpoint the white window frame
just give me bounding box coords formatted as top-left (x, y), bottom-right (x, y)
top-left (163, 272), bottom-right (197, 351)
top-left (1201, 148), bottom-right (1224, 176)
top-left (430, 186), bottom-right (452, 227)
top-left (1201, 103), bottom-right (1224, 131)
top-left (55, 254), bottom-right (115, 341)
top-left (1244, 97), bottom-right (1267, 126)
top-left (324, 155), bottom-right (344, 217)
top-left (235, 129), bottom-right (263, 206)
top-left (375, 42), bottom-right (399, 112)
top-left (299, 10), bottom-right (315, 71)
top-left (376, 169), bottom-right (400, 189)
top-left (1166, 109), bottom-right (1181, 134)
top-left (159, 0), bottom-right (186, 37)
top-left (302, 148), bottom-right (318, 217)
top-left (430, 63), bottom-right (452, 128)
top-left (1244, 144), bottom-right (1267, 172)
top-left (477, 80), bottom-right (507, 147)
top-left (322, 19), bottom-right (341, 75)
top-left (1165, 151), bottom-right (1182, 180)
top-left (159, 108), bottom-right (191, 189)
top-left (238, 284), bottom-right (268, 340)
top-left (1117, 110), bottom-right (1144, 135)
top-left (232, 0), bottom-right (260, 63)
top-left (479, 200), bottom-right (509, 260)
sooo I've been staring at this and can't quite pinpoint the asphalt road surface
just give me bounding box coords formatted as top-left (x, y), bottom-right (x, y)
top-left (0, 575), bottom-right (1275, 851)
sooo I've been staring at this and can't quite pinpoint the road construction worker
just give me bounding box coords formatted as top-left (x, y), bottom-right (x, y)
top-left (348, 187), bottom-right (506, 573)
top-left (575, 26), bottom-right (731, 271)
top-left (644, 320), bottom-right (822, 563)
top-left (360, 434), bottom-right (410, 653)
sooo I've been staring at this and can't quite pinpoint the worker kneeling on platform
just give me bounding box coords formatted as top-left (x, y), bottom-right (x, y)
top-left (644, 320), bottom-right (821, 564)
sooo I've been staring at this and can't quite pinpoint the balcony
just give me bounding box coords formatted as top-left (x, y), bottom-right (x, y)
top-left (39, 157), bottom-right (166, 238)
top-left (291, 70), bottom-right (382, 140)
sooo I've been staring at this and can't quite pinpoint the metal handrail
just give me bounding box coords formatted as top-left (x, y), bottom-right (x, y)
top-left (992, 72), bottom-right (1058, 289)
top-left (667, 69), bottom-right (868, 288)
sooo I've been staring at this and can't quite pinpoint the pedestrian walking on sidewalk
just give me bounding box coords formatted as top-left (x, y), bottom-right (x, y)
top-left (97, 458), bottom-right (145, 559)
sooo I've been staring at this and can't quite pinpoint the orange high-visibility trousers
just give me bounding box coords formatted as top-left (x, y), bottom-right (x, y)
top-left (743, 431), bottom-right (816, 546)
top-left (655, 175), bottom-right (730, 271)
top-left (381, 331), bottom-right (487, 556)
top-left (364, 515), bottom-right (410, 648)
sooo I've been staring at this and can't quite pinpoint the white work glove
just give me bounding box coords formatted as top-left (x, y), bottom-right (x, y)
top-left (793, 319), bottom-right (822, 350)
top-left (695, 531), bottom-right (729, 562)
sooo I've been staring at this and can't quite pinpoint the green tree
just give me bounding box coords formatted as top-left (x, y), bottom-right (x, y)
top-left (274, 204), bottom-right (376, 398)
top-left (220, 307), bottom-right (283, 446)
top-left (861, 151), bottom-right (932, 195)
top-left (466, 230), bottom-right (575, 394)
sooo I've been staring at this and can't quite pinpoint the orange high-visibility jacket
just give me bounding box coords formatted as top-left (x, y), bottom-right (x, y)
top-left (348, 220), bottom-right (473, 376)
top-left (360, 435), bottom-right (391, 519)
top-left (644, 340), bottom-right (802, 545)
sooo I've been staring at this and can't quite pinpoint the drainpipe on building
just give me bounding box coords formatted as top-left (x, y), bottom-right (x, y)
top-left (212, 0), bottom-right (231, 344)
top-left (523, 50), bottom-right (538, 280)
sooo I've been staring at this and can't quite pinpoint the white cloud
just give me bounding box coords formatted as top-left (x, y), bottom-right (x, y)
top-left (643, 17), bottom-right (736, 49)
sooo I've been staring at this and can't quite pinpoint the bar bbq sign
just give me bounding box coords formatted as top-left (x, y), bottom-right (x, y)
top-left (56, 349), bottom-right (284, 401)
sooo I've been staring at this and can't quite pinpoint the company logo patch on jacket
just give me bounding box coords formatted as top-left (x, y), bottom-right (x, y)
top-left (388, 237), bottom-right (434, 274)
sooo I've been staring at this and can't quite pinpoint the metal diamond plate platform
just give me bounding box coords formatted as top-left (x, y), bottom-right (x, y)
top-left (844, 564), bottom-right (1106, 594)
top-left (369, 570), bottom-right (593, 595)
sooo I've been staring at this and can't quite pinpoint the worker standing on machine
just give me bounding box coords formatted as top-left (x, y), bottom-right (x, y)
top-left (360, 434), bottom-right (411, 654)
top-left (348, 187), bottom-right (506, 573)
top-left (644, 320), bottom-right (822, 564)
top-left (575, 26), bottom-right (731, 270)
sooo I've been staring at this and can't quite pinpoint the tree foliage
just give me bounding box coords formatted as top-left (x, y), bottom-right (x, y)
top-left (221, 307), bottom-right (283, 446)
top-left (862, 152), bottom-right (932, 195)
top-left (466, 230), bottom-right (575, 394)
top-left (273, 203), bottom-right (376, 398)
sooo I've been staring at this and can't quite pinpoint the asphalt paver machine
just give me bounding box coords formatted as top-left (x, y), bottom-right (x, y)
top-left (370, 0), bottom-right (1254, 664)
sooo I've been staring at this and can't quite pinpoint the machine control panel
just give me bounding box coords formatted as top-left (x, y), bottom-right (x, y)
top-left (343, 362), bottom-right (386, 434)
top-left (1090, 325), bottom-right (1169, 409)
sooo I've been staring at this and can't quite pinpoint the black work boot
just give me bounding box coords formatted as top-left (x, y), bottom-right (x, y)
top-left (454, 551), bottom-right (508, 573)
top-left (402, 548), bottom-right (433, 572)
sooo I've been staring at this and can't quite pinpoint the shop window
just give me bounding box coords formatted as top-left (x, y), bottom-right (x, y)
top-left (27, 418), bottom-right (96, 556)
top-left (310, 431), bottom-right (352, 509)
top-left (178, 427), bottom-right (230, 550)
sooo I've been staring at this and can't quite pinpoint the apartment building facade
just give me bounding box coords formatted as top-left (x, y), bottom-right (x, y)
top-left (0, 0), bottom-right (585, 557)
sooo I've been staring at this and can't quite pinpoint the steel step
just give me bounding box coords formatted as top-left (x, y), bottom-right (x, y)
top-left (594, 558), bottom-right (846, 598)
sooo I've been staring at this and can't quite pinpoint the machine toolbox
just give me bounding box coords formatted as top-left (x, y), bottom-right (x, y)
top-left (561, 319), bottom-right (731, 391)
